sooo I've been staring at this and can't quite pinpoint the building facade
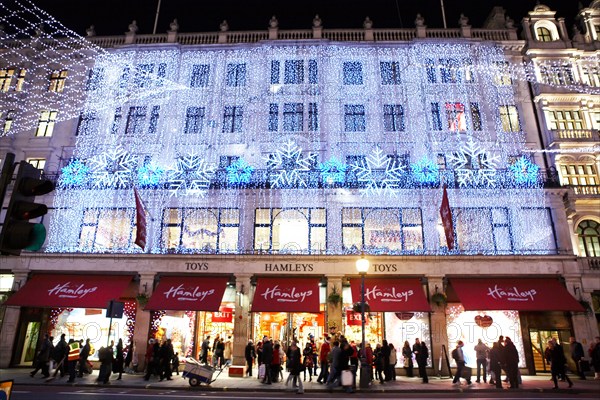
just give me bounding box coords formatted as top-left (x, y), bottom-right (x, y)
top-left (1, 2), bottom-right (599, 376)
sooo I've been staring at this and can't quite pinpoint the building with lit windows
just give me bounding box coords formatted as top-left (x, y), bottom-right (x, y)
top-left (0, 1), bottom-right (598, 377)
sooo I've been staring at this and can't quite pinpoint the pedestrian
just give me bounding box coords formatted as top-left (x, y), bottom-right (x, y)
top-left (416, 340), bottom-right (429, 383)
top-left (388, 343), bottom-right (397, 381)
top-left (97, 345), bottom-right (113, 384)
top-left (172, 352), bottom-right (180, 375)
top-left (261, 337), bottom-right (273, 385)
top-left (325, 340), bottom-right (341, 389)
top-left (114, 338), bottom-right (124, 380)
top-left (381, 340), bottom-right (391, 382)
top-left (30, 334), bottom-right (52, 378)
top-left (402, 340), bottom-right (414, 377)
top-left (124, 340), bottom-right (134, 373)
top-left (159, 338), bottom-right (174, 381)
top-left (316, 336), bottom-right (330, 383)
top-left (66, 339), bottom-right (80, 383)
top-left (272, 342), bottom-right (283, 382)
top-left (144, 339), bottom-right (160, 381)
top-left (589, 336), bottom-right (600, 380)
top-left (503, 337), bottom-right (519, 389)
top-left (451, 340), bottom-right (471, 385)
top-left (339, 340), bottom-right (355, 393)
top-left (224, 335), bottom-right (233, 366)
top-left (78, 338), bottom-right (91, 377)
top-left (549, 339), bottom-right (573, 389)
top-left (410, 339), bottom-right (419, 377)
top-left (569, 336), bottom-right (586, 380)
top-left (245, 339), bottom-right (256, 376)
top-left (214, 338), bottom-right (225, 368)
top-left (285, 341), bottom-right (304, 394)
top-left (302, 341), bottom-right (314, 381)
top-left (200, 335), bottom-right (210, 364)
top-left (309, 334), bottom-right (318, 376)
top-left (373, 343), bottom-right (384, 383)
top-left (474, 338), bottom-right (490, 383)
top-left (364, 342), bottom-right (374, 381)
top-left (53, 334), bottom-right (68, 378)
top-left (488, 342), bottom-right (503, 388)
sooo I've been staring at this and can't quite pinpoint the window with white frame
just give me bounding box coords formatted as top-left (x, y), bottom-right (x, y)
top-left (343, 61), bottom-right (363, 85)
top-left (268, 103), bottom-right (318, 132)
top-left (493, 61), bottom-right (512, 85)
top-left (133, 63), bottom-right (166, 88)
top-left (254, 208), bottom-right (326, 253)
top-left (582, 65), bottom-right (600, 87)
top-left (426, 59), bottom-right (437, 83)
top-left (452, 208), bottom-right (513, 253)
top-left (48, 69), bottom-right (68, 92)
top-left (380, 61), bottom-right (402, 85)
top-left (1, 110), bottom-right (14, 134)
top-left (344, 104), bottom-right (366, 132)
top-left (540, 64), bottom-right (575, 86)
top-left (190, 64), bottom-right (210, 87)
top-left (0, 68), bottom-right (26, 92)
top-left (111, 107), bottom-right (122, 135)
top-left (222, 106), bottom-right (243, 133)
top-left (35, 110), bottom-right (58, 137)
top-left (440, 58), bottom-right (460, 83)
top-left (271, 60), bottom-right (318, 85)
top-left (125, 106), bottom-right (147, 135)
top-left (79, 208), bottom-right (135, 251)
top-left (548, 110), bottom-right (584, 130)
top-left (576, 220), bottom-right (600, 257)
top-left (342, 207), bottom-right (423, 252)
top-left (383, 104), bottom-right (405, 132)
top-left (283, 103), bottom-right (303, 131)
top-left (498, 105), bottom-right (520, 132)
top-left (431, 103), bottom-right (442, 130)
top-left (470, 103), bottom-right (482, 131)
top-left (284, 60), bottom-right (304, 84)
top-left (536, 26), bottom-right (553, 42)
top-left (184, 106), bottom-right (205, 134)
top-left (226, 63), bottom-right (246, 87)
top-left (162, 208), bottom-right (239, 253)
top-left (559, 163), bottom-right (598, 186)
top-left (26, 158), bottom-right (46, 170)
top-left (148, 106), bottom-right (160, 134)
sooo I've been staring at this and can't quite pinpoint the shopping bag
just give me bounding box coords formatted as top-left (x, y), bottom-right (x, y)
top-left (341, 369), bottom-right (353, 386)
top-left (258, 364), bottom-right (266, 379)
top-left (461, 367), bottom-right (472, 381)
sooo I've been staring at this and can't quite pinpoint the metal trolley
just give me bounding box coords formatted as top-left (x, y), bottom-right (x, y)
top-left (182, 358), bottom-right (225, 386)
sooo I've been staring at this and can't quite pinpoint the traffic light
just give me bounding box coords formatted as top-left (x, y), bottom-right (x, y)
top-left (0, 160), bottom-right (55, 255)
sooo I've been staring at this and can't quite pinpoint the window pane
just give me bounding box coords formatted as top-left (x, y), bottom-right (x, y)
top-left (311, 208), bottom-right (326, 224)
top-left (254, 227), bottom-right (271, 251)
top-left (342, 208), bottom-right (362, 224)
top-left (255, 209), bottom-right (271, 224)
top-left (311, 227), bottom-right (326, 253)
top-left (343, 227), bottom-right (362, 250)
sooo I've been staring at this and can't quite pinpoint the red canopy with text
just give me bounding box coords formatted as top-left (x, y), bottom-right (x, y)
top-left (4, 274), bottom-right (133, 308)
top-left (251, 277), bottom-right (320, 313)
top-left (349, 278), bottom-right (431, 312)
top-left (145, 276), bottom-right (229, 311)
top-left (450, 278), bottom-right (584, 312)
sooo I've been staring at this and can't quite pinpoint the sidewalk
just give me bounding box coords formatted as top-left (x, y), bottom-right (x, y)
top-left (1, 366), bottom-right (599, 394)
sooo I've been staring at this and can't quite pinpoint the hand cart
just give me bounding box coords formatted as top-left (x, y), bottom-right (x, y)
top-left (182, 357), bottom-right (225, 386)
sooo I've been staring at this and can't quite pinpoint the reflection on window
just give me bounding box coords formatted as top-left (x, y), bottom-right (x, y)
top-left (254, 208), bottom-right (326, 253)
top-left (184, 107), bottom-right (206, 134)
top-left (125, 106), bottom-right (147, 135)
top-left (576, 220), bottom-right (600, 257)
top-left (79, 208), bottom-right (135, 251)
top-left (284, 60), bottom-right (304, 84)
top-left (162, 208), bottom-right (239, 253)
top-left (1, 110), bottom-right (14, 134)
top-left (445, 102), bottom-right (466, 132)
top-left (77, 110), bottom-right (98, 136)
top-left (342, 208), bottom-right (423, 253)
top-left (493, 61), bottom-right (512, 85)
top-left (222, 106), bottom-right (243, 133)
top-left (499, 105), bottom-right (520, 132)
top-left (86, 68), bottom-right (104, 90)
top-left (380, 61), bottom-right (401, 85)
top-left (283, 103), bottom-right (303, 131)
top-left (35, 110), bottom-right (58, 137)
top-left (383, 104), bottom-right (405, 132)
top-left (452, 208), bottom-right (512, 253)
top-left (512, 208), bottom-right (556, 253)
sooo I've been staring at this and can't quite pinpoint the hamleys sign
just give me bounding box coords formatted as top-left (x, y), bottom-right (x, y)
top-left (163, 284), bottom-right (216, 302)
top-left (48, 282), bottom-right (98, 299)
top-left (259, 285), bottom-right (312, 303)
top-left (365, 285), bottom-right (414, 303)
top-left (486, 284), bottom-right (537, 302)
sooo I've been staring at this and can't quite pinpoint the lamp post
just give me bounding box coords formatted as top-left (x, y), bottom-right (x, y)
top-left (356, 253), bottom-right (370, 389)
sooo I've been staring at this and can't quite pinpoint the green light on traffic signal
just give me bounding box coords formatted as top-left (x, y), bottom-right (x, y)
top-left (24, 224), bottom-right (47, 251)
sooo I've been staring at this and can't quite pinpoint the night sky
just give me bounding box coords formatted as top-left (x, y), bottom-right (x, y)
top-left (14, 0), bottom-right (585, 37)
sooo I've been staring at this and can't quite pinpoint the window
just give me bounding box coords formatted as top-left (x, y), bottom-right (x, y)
top-left (184, 107), bottom-right (205, 134)
top-left (536, 26), bottom-right (553, 42)
top-left (35, 110), bottom-right (58, 137)
top-left (284, 60), bottom-right (304, 84)
top-left (1, 110), bottom-right (15, 134)
top-left (437, 153), bottom-right (447, 170)
top-left (26, 158), bottom-right (46, 170)
top-left (268, 104), bottom-right (278, 131)
top-left (0, 68), bottom-right (26, 92)
top-left (344, 104), bottom-right (365, 132)
top-left (119, 67), bottom-right (131, 88)
top-left (226, 63), bottom-right (246, 87)
top-left (343, 62), bottom-right (363, 85)
top-left (254, 208), bottom-right (326, 253)
top-left (148, 106), bottom-right (160, 134)
top-left (493, 61), bottom-right (512, 85)
top-left (380, 61), bottom-right (401, 85)
top-left (582, 65), bottom-right (600, 87)
top-left (548, 110), bottom-right (584, 130)
top-left (576, 220), bottom-right (600, 257)
top-left (125, 106), bottom-right (147, 135)
top-left (218, 156), bottom-right (240, 168)
top-left (445, 102), bottom-right (466, 132)
top-left (540, 64), bottom-right (574, 85)
top-left (162, 208), bottom-right (239, 253)
top-left (463, 59), bottom-right (475, 83)
top-left (559, 164), bottom-right (598, 186)
top-left (426, 59), bottom-right (437, 83)
top-left (190, 64), bottom-right (210, 87)
top-left (79, 208), bottom-right (135, 251)
top-left (134, 64), bottom-right (154, 88)
top-left (308, 103), bottom-right (318, 131)
top-left (85, 68), bottom-right (103, 90)
top-left (270, 61), bottom-right (280, 84)
top-left (453, 208), bottom-right (512, 253)
top-left (308, 60), bottom-right (318, 84)
top-left (440, 58), bottom-right (460, 83)
top-left (283, 103), bottom-right (303, 132)
top-left (431, 103), bottom-right (442, 130)
top-left (222, 106), bottom-right (243, 133)
top-left (512, 208), bottom-right (556, 253)
top-left (342, 208), bottom-right (423, 252)
top-left (77, 110), bottom-right (98, 136)
top-left (383, 104), bottom-right (405, 132)
top-left (48, 69), bottom-right (68, 92)
top-left (498, 105), bottom-right (520, 132)
top-left (470, 103), bottom-right (482, 131)
top-left (111, 107), bottom-right (122, 135)
top-left (345, 155), bottom-right (366, 185)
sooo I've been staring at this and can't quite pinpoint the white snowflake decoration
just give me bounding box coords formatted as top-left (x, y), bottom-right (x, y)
top-left (448, 140), bottom-right (499, 188)
top-left (350, 146), bottom-right (406, 196)
top-left (265, 140), bottom-right (317, 188)
top-left (166, 155), bottom-right (216, 196)
top-left (88, 147), bottom-right (138, 189)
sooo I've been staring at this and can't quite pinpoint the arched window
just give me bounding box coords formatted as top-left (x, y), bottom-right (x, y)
top-left (536, 26), bottom-right (553, 42)
top-left (576, 220), bottom-right (600, 257)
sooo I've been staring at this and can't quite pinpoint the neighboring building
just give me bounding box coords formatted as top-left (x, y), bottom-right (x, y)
top-left (0, 2), bottom-right (598, 376)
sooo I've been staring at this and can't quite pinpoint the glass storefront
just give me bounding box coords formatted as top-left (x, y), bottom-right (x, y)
top-left (253, 310), bottom-right (325, 344)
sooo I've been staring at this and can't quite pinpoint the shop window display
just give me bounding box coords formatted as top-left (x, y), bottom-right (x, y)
top-left (384, 312), bottom-right (432, 367)
top-left (253, 310), bottom-right (325, 344)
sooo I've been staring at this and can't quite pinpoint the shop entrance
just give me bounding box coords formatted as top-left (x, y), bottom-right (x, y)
top-left (529, 329), bottom-right (571, 373)
top-left (19, 321), bottom-right (40, 366)
top-left (253, 312), bottom-right (324, 346)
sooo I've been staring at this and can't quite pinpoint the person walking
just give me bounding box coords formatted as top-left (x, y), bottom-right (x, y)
top-left (488, 342), bottom-right (503, 388)
top-left (172, 352), bottom-right (180, 375)
top-left (214, 338), bottom-right (225, 368)
top-left (261, 337), bottom-right (273, 384)
top-left (325, 340), bottom-right (341, 389)
top-left (302, 341), bottom-right (314, 382)
top-left (97, 345), bottom-right (113, 384)
top-left (78, 338), bottom-right (91, 377)
top-left (159, 338), bottom-right (174, 381)
top-left (416, 340), bottom-right (429, 383)
top-left (373, 343), bottom-right (384, 383)
top-left (200, 336), bottom-right (210, 365)
top-left (316, 336), bottom-right (330, 384)
top-left (143, 339), bottom-right (160, 381)
top-left (388, 343), bottom-right (397, 381)
top-left (549, 339), bottom-right (573, 389)
top-left (451, 340), bottom-right (471, 385)
top-left (403, 340), bottom-right (414, 377)
top-left (569, 336), bottom-right (586, 380)
top-left (474, 338), bottom-right (489, 383)
top-left (245, 339), bottom-right (256, 376)
top-left (114, 338), bottom-right (124, 380)
top-left (285, 341), bottom-right (304, 394)
top-left (381, 340), bottom-right (391, 382)
top-left (30, 334), bottom-right (52, 378)
top-left (53, 334), bottom-right (68, 378)
top-left (66, 339), bottom-right (80, 383)
top-left (503, 337), bottom-right (519, 389)
top-left (224, 335), bottom-right (233, 366)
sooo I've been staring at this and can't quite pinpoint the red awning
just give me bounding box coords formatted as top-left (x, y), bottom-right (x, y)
top-left (349, 278), bottom-right (431, 312)
top-left (145, 276), bottom-right (229, 311)
top-left (450, 278), bottom-right (584, 312)
top-left (5, 274), bottom-right (133, 309)
top-left (251, 277), bottom-right (320, 313)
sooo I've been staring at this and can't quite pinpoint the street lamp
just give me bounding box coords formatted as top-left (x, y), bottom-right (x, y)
top-left (356, 253), bottom-right (370, 389)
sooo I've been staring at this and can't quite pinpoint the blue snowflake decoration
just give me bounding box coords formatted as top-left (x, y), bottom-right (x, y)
top-left (226, 158), bottom-right (254, 185)
top-left (59, 159), bottom-right (90, 188)
top-left (137, 162), bottom-right (165, 187)
top-left (509, 156), bottom-right (540, 186)
top-left (410, 157), bottom-right (439, 184)
top-left (318, 157), bottom-right (347, 184)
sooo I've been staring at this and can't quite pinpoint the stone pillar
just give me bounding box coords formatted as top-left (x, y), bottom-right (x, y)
top-left (564, 276), bottom-right (599, 342)
top-left (326, 276), bottom-right (344, 337)
top-left (0, 271), bottom-right (29, 368)
top-left (427, 275), bottom-right (449, 376)
top-left (132, 272), bottom-right (155, 371)
top-left (232, 274), bottom-right (252, 367)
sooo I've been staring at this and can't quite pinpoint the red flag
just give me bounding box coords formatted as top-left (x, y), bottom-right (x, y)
top-left (134, 187), bottom-right (147, 250)
top-left (439, 185), bottom-right (455, 250)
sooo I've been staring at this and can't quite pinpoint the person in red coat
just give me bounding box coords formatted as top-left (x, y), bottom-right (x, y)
top-left (316, 336), bottom-right (331, 384)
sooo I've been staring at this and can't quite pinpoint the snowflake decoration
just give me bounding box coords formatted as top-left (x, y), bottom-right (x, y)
top-left (58, 159), bottom-right (90, 188)
top-left (447, 140), bottom-right (499, 188)
top-left (410, 156), bottom-right (439, 184)
top-left (137, 162), bottom-right (165, 187)
top-left (509, 156), bottom-right (539, 186)
top-left (166, 155), bottom-right (216, 196)
top-left (349, 146), bottom-right (406, 196)
top-left (88, 147), bottom-right (138, 189)
top-left (226, 158), bottom-right (254, 185)
top-left (318, 157), bottom-right (347, 184)
top-left (265, 140), bottom-right (317, 188)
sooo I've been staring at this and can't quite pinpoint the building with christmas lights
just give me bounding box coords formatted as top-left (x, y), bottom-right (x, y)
top-left (0, 1), bottom-right (599, 377)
